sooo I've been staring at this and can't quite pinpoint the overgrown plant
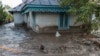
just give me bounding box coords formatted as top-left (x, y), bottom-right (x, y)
top-left (0, 2), bottom-right (7, 24)
top-left (60, 0), bottom-right (100, 34)
top-left (0, 1), bottom-right (13, 24)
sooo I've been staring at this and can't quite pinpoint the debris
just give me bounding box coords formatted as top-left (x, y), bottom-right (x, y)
top-left (40, 45), bottom-right (45, 51)
top-left (55, 31), bottom-right (61, 37)
top-left (93, 41), bottom-right (100, 48)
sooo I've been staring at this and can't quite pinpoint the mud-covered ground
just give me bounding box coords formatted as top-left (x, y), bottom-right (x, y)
top-left (0, 23), bottom-right (100, 56)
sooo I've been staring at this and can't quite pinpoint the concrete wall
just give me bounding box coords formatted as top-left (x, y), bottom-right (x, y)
top-left (36, 13), bottom-right (58, 28)
top-left (35, 13), bottom-right (82, 27)
top-left (13, 13), bottom-right (24, 26)
top-left (29, 12), bottom-right (34, 28)
top-left (70, 15), bottom-right (82, 26)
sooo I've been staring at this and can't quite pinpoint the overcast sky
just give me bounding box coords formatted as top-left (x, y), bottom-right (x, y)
top-left (1, 0), bottom-right (22, 8)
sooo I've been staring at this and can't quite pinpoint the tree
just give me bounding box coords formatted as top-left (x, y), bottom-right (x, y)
top-left (0, 1), bottom-right (8, 24)
top-left (60, 0), bottom-right (100, 34)
top-left (0, 1), bottom-right (13, 24)
top-left (5, 13), bottom-right (13, 23)
top-left (4, 5), bottom-right (13, 23)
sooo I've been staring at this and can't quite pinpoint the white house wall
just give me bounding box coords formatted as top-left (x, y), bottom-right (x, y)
top-left (26, 12), bottom-right (34, 28)
top-left (36, 13), bottom-right (58, 28)
top-left (13, 13), bottom-right (24, 25)
top-left (23, 12), bottom-right (83, 30)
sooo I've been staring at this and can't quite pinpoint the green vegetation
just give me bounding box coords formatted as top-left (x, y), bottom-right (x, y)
top-left (0, 1), bottom-right (13, 24)
top-left (60, 0), bottom-right (100, 34)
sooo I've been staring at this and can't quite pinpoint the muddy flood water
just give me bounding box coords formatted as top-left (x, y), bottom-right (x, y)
top-left (0, 23), bottom-right (100, 56)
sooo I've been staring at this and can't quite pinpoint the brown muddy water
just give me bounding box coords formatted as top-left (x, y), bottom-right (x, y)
top-left (0, 23), bottom-right (100, 56)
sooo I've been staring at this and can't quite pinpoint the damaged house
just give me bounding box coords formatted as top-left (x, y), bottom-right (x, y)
top-left (9, 0), bottom-right (83, 33)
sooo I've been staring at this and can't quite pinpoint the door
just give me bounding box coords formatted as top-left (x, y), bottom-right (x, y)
top-left (58, 13), bottom-right (69, 30)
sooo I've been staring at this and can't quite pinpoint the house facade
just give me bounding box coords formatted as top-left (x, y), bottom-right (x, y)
top-left (9, 0), bottom-right (82, 33)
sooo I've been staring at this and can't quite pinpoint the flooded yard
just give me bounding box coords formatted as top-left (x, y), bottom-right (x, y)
top-left (0, 23), bottom-right (100, 56)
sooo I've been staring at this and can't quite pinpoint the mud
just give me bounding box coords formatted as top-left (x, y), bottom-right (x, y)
top-left (0, 23), bottom-right (100, 56)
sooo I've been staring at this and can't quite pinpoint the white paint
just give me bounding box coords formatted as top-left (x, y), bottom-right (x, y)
top-left (13, 13), bottom-right (24, 25)
top-left (70, 15), bottom-right (82, 26)
top-left (36, 13), bottom-right (58, 27)
top-left (36, 13), bottom-right (58, 28)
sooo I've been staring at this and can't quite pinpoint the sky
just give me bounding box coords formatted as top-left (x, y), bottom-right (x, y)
top-left (1, 0), bottom-right (22, 8)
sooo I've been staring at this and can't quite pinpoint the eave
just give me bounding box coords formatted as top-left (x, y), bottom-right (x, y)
top-left (21, 4), bottom-right (69, 14)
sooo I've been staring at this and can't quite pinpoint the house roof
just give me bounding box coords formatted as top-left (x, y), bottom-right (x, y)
top-left (29, 0), bottom-right (59, 5)
top-left (9, 0), bottom-right (31, 13)
top-left (9, 0), bottom-right (68, 13)
top-left (9, 3), bottom-right (25, 12)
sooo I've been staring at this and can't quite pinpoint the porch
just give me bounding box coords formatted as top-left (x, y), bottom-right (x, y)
top-left (23, 11), bottom-right (84, 33)
top-left (22, 4), bottom-right (83, 33)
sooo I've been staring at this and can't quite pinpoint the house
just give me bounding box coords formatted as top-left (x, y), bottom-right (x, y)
top-left (9, 0), bottom-right (83, 33)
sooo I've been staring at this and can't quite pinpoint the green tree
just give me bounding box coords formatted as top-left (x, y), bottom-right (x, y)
top-left (5, 13), bottom-right (13, 23)
top-left (0, 1), bottom-right (13, 24)
top-left (4, 5), bottom-right (13, 23)
top-left (0, 1), bottom-right (8, 24)
top-left (60, 0), bottom-right (100, 34)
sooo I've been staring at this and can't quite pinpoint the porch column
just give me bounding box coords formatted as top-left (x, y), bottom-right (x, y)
top-left (29, 11), bottom-right (33, 28)
top-left (58, 13), bottom-right (60, 30)
top-left (27, 13), bottom-right (30, 27)
top-left (24, 14), bottom-right (27, 23)
top-left (67, 14), bottom-right (70, 29)
top-left (25, 14), bottom-right (29, 27)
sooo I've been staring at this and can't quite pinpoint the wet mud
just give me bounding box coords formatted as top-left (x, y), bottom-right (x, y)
top-left (0, 23), bottom-right (100, 56)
